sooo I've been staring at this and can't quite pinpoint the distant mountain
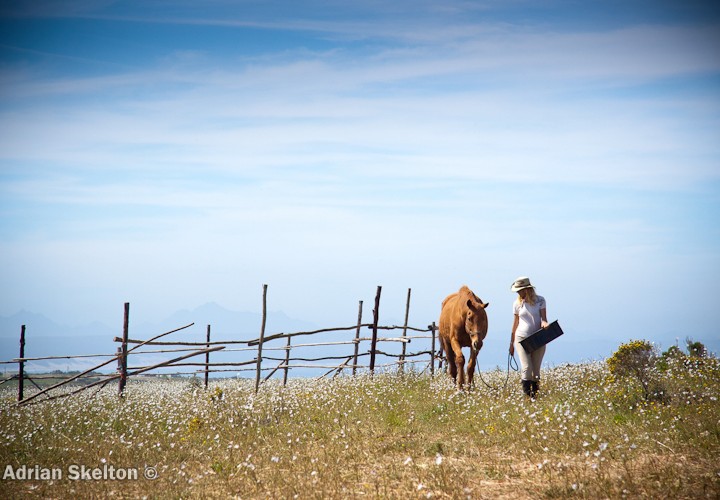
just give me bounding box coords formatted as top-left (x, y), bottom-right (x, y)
top-left (131, 302), bottom-right (319, 342)
top-left (1, 310), bottom-right (74, 338)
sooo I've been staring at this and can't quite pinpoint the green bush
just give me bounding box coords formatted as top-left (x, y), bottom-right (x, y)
top-left (607, 340), bottom-right (663, 401)
top-left (686, 338), bottom-right (708, 358)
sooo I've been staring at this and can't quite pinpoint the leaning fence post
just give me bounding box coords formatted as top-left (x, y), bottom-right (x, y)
top-left (430, 322), bottom-right (437, 377)
top-left (353, 300), bottom-right (363, 376)
top-left (400, 288), bottom-right (411, 373)
top-left (118, 302), bottom-right (129, 397)
top-left (255, 284), bottom-right (268, 393)
top-left (283, 335), bottom-right (291, 386)
top-left (18, 325), bottom-right (25, 402)
top-left (204, 325), bottom-right (211, 389)
top-left (369, 286), bottom-right (382, 375)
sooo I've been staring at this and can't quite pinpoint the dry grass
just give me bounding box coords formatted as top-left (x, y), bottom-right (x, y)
top-left (1, 359), bottom-right (719, 499)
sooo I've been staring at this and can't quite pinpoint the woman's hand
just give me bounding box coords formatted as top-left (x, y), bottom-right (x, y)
top-left (541, 320), bottom-right (549, 329)
top-left (509, 342), bottom-right (515, 356)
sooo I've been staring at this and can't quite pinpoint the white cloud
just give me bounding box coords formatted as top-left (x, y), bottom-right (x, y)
top-left (2, 20), bottom-right (717, 194)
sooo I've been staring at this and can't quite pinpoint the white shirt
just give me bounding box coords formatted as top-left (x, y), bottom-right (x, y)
top-left (513, 295), bottom-right (546, 338)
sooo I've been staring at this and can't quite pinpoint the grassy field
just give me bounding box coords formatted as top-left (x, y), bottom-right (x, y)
top-left (1, 358), bottom-right (718, 499)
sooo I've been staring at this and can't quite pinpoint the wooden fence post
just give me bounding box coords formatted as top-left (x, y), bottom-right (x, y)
top-left (255, 284), bottom-right (268, 393)
top-left (352, 300), bottom-right (363, 376)
top-left (283, 335), bottom-right (291, 386)
top-left (430, 322), bottom-right (437, 377)
top-left (17, 325), bottom-right (25, 402)
top-left (369, 286), bottom-right (382, 375)
top-left (118, 302), bottom-right (129, 397)
top-left (204, 325), bottom-right (211, 389)
top-left (435, 323), bottom-right (443, 373)
top-left (400, 288), bottom-right (411, 373)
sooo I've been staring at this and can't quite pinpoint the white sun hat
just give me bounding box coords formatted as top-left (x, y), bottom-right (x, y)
top-left (510, 276), bottom-right (535, 292)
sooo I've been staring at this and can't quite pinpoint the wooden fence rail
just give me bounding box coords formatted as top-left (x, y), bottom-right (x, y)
top-left (2, 285), bottom-right (441, 404)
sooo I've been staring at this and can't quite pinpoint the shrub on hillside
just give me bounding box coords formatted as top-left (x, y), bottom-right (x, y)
top-left (607, 340), bottom-right (665, 401)
top-left (656, 339), bottom-right (720, 404)
top-left (686, 338), bottom-right (708, 358)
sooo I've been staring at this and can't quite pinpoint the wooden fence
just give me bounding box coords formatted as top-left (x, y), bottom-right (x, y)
top-left (0, 285), bottom-right (444, 405)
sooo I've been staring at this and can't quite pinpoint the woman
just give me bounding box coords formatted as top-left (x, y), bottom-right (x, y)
top-left (509, 276), bottom-right (548, 398)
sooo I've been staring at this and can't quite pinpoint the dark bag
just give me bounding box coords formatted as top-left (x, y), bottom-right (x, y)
top-left (520, 320), bottom-right (564, 353)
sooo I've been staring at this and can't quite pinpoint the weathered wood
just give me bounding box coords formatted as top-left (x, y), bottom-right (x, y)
top-left (22, 346), bottom-right (224, 406)
top-left (264, 360), bottom-right (286, 382)
top-left (400, 288), bottom-right (411, 372)
top-left (17, 353), bottom-right (127, 405)
top-left (255, 284), bottom-right (268, 393)
top-left (203, 346), bottom-right (259, 353)
top-left (114, 322), bottom-right (412, 348)
top-left (127, 323), bottom-right (195, 353)
top-left (369, 286), bottom-right (382, 374)
top-left (127, 346), bottom-right (225, 376)
top-left (167, 368), bottom-right (258, 375)
top-left (132, 359), bottom-right (254, 369)
top-left (353, 300), bottom-right (363, 376)
top-left (18, 325), bottom-right (25, 402)
top-left (113, 322), bottom-right (195, 348)
top-left (204, 325), bottom-right (211, 389)
top-left (3, 285), bottom-right (441, 389)
top-left (248, 324), bottom-right (374, 346)
top-left (332, 357), bottom-right (353, 378)
top-left (374, 350), bottom-right (432, 358)
top-left (282, 341), bottom-right (357, 348)
top-left (272, 337), bottom-right (408, 347)
top-left (118, 338), bottom-right (244, 346)
top-left (118, 303), bottom-right (130, 397)
top-left (264, 352), bottom-right (370, 363)
top-left (282, 363), bottom-right (363, 370)
top-left (319, 356), bottom-right (352, 379)
top-left (435, 323), bottom-right (444, 373)
top-left (5, 352), bottom-right (116, 363)
top-left (430, 322), bottom-right (437, 376)
top-left (126, 347), bottom-right (205, 355)
top-left (283, 336), bottom-right (291, 386)
top-left (6, 373), bottom-right (115, 381)
top-left (25, 376), bottom-right (42, 391)
top-left (371, 325), bottom-right (429, 332)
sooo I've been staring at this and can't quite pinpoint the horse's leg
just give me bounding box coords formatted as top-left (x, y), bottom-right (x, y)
top-left (442, 338), bottom-right (457, 382)
top-left (466, 349), bottom-right (478, 388)
top-left (450, 339), bottom-right (465, 389)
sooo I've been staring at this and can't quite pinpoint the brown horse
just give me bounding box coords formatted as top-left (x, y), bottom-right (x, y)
top-left (439, 285), bottom-right (489, 389)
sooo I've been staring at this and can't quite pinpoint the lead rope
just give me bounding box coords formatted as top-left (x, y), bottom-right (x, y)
top-left (475, 351), bottom-right (518, 391)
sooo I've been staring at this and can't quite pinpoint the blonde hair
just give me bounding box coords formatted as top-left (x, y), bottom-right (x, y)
top-left (516, 287), bottom-right (537, 306)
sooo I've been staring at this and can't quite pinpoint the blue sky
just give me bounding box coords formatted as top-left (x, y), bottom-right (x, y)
top-left (1, 1), bottom-right (719, 359)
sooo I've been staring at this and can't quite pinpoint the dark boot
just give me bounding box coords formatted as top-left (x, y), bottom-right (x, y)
top-left (530, 380), bottom-right (540, 398)
top-left (521, 380), bottom-right (533, 397)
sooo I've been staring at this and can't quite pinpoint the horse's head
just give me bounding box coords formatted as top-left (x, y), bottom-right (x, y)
top-left (464, 296), bottom-right (489, 353)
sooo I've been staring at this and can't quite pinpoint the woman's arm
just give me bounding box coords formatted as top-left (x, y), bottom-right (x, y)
top-left (509, 314), bottom-right (519, 355)
top-left (540, 307), bottom-right (548, 329)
